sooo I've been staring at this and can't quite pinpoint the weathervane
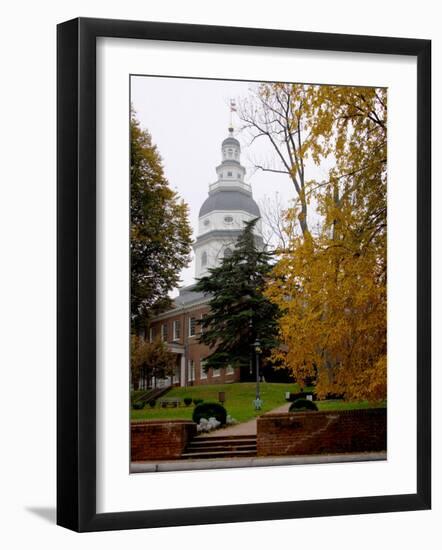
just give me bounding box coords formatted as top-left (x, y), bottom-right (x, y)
top-left (229, 98), bottom-right (237, 132)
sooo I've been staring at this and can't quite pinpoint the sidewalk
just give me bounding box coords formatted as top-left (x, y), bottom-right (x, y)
top-left (131, 451), bottom-right (387, 473)
top-left (200, 401), bottom-right (291, 437)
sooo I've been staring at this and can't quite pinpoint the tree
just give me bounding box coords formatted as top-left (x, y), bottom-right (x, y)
top-left (131, 335), bottom-right (176, 389)
top-left (258, 192), bottom-right (296, 253)
top-left (266, 230), bottom-right (386, 400)
top-left (263, 86), bottom-right (387, 401)
top-left (239, 83), bottom-right (333, 238)
top-left (131, 109), bottom-right (192, 330)
top-left (193, 219), bottom-right (280, 379)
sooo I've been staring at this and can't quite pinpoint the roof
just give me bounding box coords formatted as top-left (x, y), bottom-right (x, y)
top-left (199, 190), bottom-right (261, 217)
top-left (222, 136), bottom-right (240, 147)
top-left (174, 286), bottom-right (208, 307)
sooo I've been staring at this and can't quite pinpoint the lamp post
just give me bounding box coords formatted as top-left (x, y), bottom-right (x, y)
top-left (253, 339), bottom-right (262, 410)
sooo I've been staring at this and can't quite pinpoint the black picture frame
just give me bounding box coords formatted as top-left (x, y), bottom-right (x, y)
top-left (57, 17), bottom-right (431, 532)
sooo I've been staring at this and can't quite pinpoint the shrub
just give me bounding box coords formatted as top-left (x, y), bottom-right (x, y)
top-left (193, 398), bottom-right (204, 406)
top-left (148, 399), bottom-right (156, 408)
top-left (289, 398), bottom-right (318, 412)
top-left (192, 402), bottom-right (227, 426)
top-left (183, 397), bottom-right (192, 407)
top-left (289, 391), bottom-right (316, 402)
top-left (325, 392), bottom-right (344, 400)
top-left (132, 401), bottom-right (145, 410)
top-left (131, 390), bottom-right (148, 402)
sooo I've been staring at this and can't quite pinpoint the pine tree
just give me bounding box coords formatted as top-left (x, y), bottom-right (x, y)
top-left (193, 219), bottom-right (280, 379)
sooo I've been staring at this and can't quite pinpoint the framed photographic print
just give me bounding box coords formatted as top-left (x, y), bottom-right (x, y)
top-left (57, 17), bottom-right (431, 532)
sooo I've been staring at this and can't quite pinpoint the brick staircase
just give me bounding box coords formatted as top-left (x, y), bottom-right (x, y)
top-left (182, 434), bottom-right (257, 460)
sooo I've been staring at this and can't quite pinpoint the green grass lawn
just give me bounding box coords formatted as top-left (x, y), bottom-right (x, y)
top-left (131, 382), bottom-right (386, 423)
top-left (316, 399), bottom-right (386, 411)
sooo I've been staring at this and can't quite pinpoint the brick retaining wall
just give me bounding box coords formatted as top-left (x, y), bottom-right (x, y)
top-left (131, 420), bottom-right (197, 461)
top-left (257, 408), bottom-right (386, 457)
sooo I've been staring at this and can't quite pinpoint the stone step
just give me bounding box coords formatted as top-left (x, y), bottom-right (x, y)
top-left (181, 449), bottom-right (257, 459)
top-left (186, 444), bottom-right (257, 453)
top-left (194, 434), bottom-right (257, 442)
top-left (189, 438), bottom-right (256, 447)
top-left (183, 434), bottom-right (257, 459)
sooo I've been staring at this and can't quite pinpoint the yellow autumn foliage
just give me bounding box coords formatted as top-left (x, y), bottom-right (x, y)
top-left (262, 84), bottom-right (387, 400)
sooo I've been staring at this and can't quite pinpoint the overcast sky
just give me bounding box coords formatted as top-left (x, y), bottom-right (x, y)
top-left (131, 75), bottom-right (328, 291)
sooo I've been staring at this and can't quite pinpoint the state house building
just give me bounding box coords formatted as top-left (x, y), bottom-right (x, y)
top-left (147, 125), bottom-right (263, 388)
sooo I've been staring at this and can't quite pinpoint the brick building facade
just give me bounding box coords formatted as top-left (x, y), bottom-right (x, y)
top-left (147, 288), bottom-right (241, 387)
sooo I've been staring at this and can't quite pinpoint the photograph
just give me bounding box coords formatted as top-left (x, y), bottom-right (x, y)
top-left (129, 75), bottom-right (387, 472)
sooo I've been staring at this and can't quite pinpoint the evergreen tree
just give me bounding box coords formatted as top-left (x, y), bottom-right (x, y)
top-left (194, 219), bottom-right (280, 379)
top-left (131, 108), bottom-right (192, 330)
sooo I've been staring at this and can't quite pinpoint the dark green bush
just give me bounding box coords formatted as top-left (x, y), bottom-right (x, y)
top-left (132, 401), bottom-right (145, 410)
top-left (193, 398), bottom-right (204, 406)
top-left (131, 390), bottom-right (147, 402)
top-left (183, 397), bottom-right (192, 407)
top-left (148, 399), bottom-right (156, 408)
top-left (192, 402), bottom-right (227, 425)
top-left (289, 391), bottom-right (316, 402)
top-left (289, 398), bottom-right (318, 412)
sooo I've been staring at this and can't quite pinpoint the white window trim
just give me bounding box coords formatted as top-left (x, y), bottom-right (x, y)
top-left (189, 317), bottom-right (196, 337)
top-left (200, 360), bottom-right (207, 380)
top-left (188, 360), bottom-right (195, 382)
top-left (212, 367), bottom-right (221, 377)
top-left (173, 320), bottom-right (180, 341)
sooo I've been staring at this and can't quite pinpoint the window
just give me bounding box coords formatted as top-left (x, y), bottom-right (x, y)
top-left (200, 360), bottom-right (207, 379)
top-left (203, 219), bottom-right (210, 227)
top-left (224, 247), bottom-right (233, 258)
top-left (224, 215), bottom-right (233, 224)
top-left (173, 365), bottom-right (180, 384)
top-left (237, 173), bottom-right (241, 179)
top-left (189, 317), bottom-right (197, 337)
top-left (161, 323), bottom-right (168, 342)
top-left (212, 367), bottom-right (221, 377)
top-left (228, 148), bottom-right (233, 158)
top-left (201, 251), bottom-right (207, 266)
top-left (173, 319), bottom-right (181, 341)
top-left (226, 364), bottom-right (234, 375)
top-left (188, 360), bottom-right (195, 382)
top-left (227, 171), bottom-right (232, 177)
top-left (149, 327), bottom-right (153, 343)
